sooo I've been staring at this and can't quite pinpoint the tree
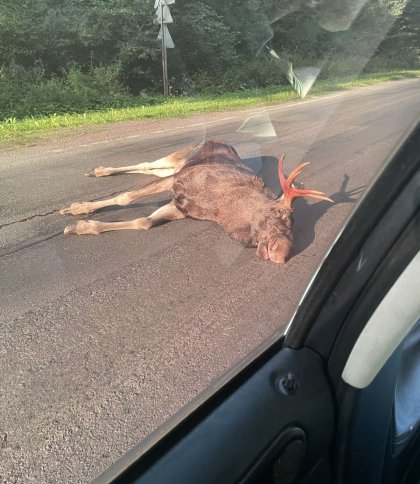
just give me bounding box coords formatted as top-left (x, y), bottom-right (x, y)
top-left (170, 1), bottom-right (239, 75)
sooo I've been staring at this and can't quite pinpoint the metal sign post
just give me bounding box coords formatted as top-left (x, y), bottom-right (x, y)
top-left (155, 0), bottom-right (175, 96)
top-left (161, 2), bottom-right (169, 95)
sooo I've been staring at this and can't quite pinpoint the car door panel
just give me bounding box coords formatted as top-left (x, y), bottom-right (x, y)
top-left (105, 347), bottom-right (334, 484)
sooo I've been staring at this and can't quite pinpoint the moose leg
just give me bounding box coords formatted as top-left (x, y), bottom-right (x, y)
top-left (85, 145), bottom-right (195, 178)
top-left (60, 177), bottom-right (173, 216)
top-left (86, 165), bottom-right (176, 178)
top-left (63, 201), bottom-right (185, 235)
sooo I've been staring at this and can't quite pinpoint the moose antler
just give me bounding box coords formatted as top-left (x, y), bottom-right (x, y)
top-left (278, 154), bottom-right (333, 209)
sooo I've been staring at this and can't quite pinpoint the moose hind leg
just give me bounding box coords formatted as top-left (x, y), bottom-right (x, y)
top-left (64, 201), bottom-right (185, 235)
top-left (85, 163), bottom-right (176, 178)
top-left (85, 145), bottom-right (195, 178)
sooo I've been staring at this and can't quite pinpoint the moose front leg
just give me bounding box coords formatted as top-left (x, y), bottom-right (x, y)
top-left (63, 201), bottom-right (185, 235)
top-left (60, 177), bottom-right (173, 216)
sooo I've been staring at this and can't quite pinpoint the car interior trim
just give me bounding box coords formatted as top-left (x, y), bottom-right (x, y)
top-left (341, 251), bottom-right (420, 389)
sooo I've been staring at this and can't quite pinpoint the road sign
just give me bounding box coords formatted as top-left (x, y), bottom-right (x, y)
top-left (155, 5), bottom-right (173, 23)
top-left (154, 0), bottom-right (175, 7)
top-left (157, 25), bottom-right (175, 49)
top-left (154, 0), bottom-right (175, 95)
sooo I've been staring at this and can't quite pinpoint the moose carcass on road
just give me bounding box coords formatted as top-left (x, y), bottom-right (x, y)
top-left (60, 140), bottom-right (332, 264)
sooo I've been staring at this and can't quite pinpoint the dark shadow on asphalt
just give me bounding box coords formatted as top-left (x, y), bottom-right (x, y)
top-left (292, 175), bottom-right (364, 257)
top-left (246, 155), bottom-right (281, 195)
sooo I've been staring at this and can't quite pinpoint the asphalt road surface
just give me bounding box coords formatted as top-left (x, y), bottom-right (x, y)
top-left (1, 79), bottom-right (419, 483)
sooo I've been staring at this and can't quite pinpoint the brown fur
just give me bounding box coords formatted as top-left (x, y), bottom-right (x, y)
top-left (171, 141), bottom-right (293, 261)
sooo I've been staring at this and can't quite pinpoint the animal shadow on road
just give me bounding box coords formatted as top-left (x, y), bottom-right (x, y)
top-left (247, 156), bottom-right (364, 259)
top-left (292, 175), bottom-right (364, 257)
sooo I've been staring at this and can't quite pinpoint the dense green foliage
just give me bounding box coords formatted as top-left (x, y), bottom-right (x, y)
top-left (0, 0), bottom-right (418, 120)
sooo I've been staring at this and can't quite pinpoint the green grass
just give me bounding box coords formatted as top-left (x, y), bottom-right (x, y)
top-left (1, 70), bottom-right (418, 143)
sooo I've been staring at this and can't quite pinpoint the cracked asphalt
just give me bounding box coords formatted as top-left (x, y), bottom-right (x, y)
top-left (0, 79), bottom-right (419, 483)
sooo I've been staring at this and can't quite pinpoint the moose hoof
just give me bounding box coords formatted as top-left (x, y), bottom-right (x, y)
top-left (64, 224), bottom-right (76, 234)
top-left (64, 220), bottom-right (101, 235)
top-left (59, 202), bottom-right (93, 216)
top-left (85, 166), bottom-right (109, 177)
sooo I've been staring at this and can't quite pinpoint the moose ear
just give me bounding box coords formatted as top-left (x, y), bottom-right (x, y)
top-left (251, 176), bottom-right (265, 190)
top-left (256, 241), bottom-right (269, 260)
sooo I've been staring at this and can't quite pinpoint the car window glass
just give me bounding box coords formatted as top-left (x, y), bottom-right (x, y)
top-left (0, 1), bottom-right (419, 481)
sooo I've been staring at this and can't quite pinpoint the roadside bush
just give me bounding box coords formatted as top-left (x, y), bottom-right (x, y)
top-left (0, 64), bottom-right (151, 121)
top-left (190, 57), bottom-right (288, 94)
top-left (318, 52), bottom-right (419, 80)
top-left (319, 57), bottom-right (367, 79)
top-left (364, 51), bottom-right (419, 72)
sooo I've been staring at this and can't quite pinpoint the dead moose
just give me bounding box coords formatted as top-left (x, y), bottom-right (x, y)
top-left (60, 140), bottom-right (333, 264)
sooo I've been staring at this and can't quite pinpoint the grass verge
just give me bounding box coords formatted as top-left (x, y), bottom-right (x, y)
top-left (1, 70), bottom-right (418, 143)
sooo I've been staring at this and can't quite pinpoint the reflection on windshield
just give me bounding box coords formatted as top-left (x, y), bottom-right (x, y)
top-left (0, 0), bottom-right (418, 482)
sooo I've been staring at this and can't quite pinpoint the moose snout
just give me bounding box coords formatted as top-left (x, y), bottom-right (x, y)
top-left (268, 237), bottom-right (293, 264)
